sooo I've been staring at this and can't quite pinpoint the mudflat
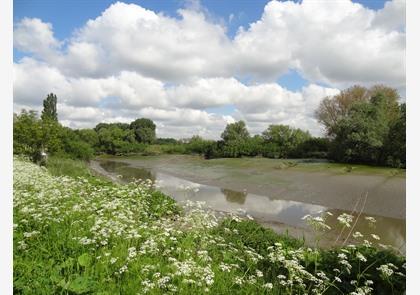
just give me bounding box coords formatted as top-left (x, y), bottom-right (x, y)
top-left (96, 155), bottom-right (406, 220)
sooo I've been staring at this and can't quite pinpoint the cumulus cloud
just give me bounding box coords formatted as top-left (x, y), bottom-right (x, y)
top-left (14, 18), bottom-right (61, 59)
top-left (13, 0), bottom-right (405, 138)
top-left (234, 0), bottom-right (405, 88)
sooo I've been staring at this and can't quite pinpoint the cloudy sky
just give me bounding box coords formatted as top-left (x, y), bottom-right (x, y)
top-left (13, 0), bottom-right (405, 139)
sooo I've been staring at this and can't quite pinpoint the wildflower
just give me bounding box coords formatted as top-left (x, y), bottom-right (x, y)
top-left (338, 253), bottom-right (347, 260)
top-left (363, 240), bottom-right (372, 247)
top-left (262, 283), bottom-right (273, 289)
top-left (377, 264), bottom-right (394, 278)
top-left (118, 265), bottom-right (128, 274)
top-left (219, 263), bottom-right (231, 272)
top-left (337, 213), bottom-right (353, 228)
top-left (17, 240), bottom-right (27, 250)
top-left (303, 214), bottom-right (331, 231)
top-left (356, 252), bottom-right (367, 262)
top-left (316, 271), bottom-right (328, 280)
top-left (256, 270), bottom-right (263, 277)
top-left (353, 231), bottom-right (363, 238)
top-left (365, 216), bottom-right (376, 223)
top-left (23, 230), bottom-right (40, 238)
top-left (234, 277), bottom-right (244, 285)
top-left (371, 234), bottom-right (380, 240)
top-left (334, 276), bottom-right (342, 283)
top-left (110, 257), bottom-right (118, 264)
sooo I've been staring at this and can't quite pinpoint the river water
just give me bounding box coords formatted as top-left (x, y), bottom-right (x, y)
top-left (94, 158), bottom-right (405, 253)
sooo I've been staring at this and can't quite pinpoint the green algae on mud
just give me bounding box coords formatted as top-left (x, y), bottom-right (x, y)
top-left (105, 154), bottom-right (405, 177)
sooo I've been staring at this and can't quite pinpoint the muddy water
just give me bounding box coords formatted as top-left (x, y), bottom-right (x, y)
top-left (94, 158), bottom-right (405, 253)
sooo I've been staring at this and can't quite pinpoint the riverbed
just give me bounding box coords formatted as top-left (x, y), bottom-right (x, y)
top-left (91, 155), bottom-right (405, 252)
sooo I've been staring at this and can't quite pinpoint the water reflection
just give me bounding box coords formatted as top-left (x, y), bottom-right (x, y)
top-left (222, 188), bottom-right (247, 205)
top-left (97, 160), bottom-right (405, 251)
top-left (99, 161), bottom-right (155, 183)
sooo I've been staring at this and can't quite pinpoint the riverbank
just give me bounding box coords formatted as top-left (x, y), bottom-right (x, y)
top-left (95, 155), bottom-right (406, 220)
top-left (13, 157), bottom-right (406, 294)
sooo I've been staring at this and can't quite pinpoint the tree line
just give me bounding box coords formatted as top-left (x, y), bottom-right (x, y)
top-left (13, 84), bottom-right (405, 168)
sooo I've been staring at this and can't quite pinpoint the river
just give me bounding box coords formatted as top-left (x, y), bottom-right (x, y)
top-left (91, 155), bottom-right (405, 253)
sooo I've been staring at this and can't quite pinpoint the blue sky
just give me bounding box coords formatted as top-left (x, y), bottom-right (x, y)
top-left (13, 0), bottom-right (405, 138)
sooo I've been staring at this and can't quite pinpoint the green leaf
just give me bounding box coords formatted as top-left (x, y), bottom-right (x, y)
top-left (77, 253), bottom-right (92, 267)
top-left (60, 257), bottom-right (74, 269)
top-left (68, 276), bottom-right (94, 294)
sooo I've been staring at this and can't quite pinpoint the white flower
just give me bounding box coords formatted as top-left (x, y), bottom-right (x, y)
top-left (377, 264), bottom-right (394, 278)
top-left (352, 231), bottom-right (363, 238)
top-left (371, 234), bottom-right (380, 240)
top-left (334, 276), bottom-right (342, 283)
top-left (365, 216), bottom-right (376, 223)
top-left (356, 252), bottom-right (367, 262)
top-left (337, 213), bottom-right (354, 228)
top-left (262, 283), bottom-right (273, 289)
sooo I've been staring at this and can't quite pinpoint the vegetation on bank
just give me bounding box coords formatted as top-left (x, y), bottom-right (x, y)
top-left (14, 157), bottom-right (405, 294)
top-left (14, 84), bottom-right (405, 168)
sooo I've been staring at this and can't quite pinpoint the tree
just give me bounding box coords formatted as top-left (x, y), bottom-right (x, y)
top-left (13, 110), bottom-right (43, 158)
top-left (41, 93), bottom-right (58, 122)
top-left (14, 109), bottom-right (64, 161)
top-left (262, 124), bottom-right (311, 158)
top-left (221, 121), bottom-right (250, 142)
top-left (316, 85), bottom-right (400, 137)
top-left (76, 129), bottom-right (99, 148)
top-left (315, 84), bottom-right (405, 166)
top-left (329, 102), bottom-right (389, 164)
top-left (315, 85), bottom-right (370, 136)
top-left (130, 118), bottom-right (156, 144)
top-left (383, 103), bottom-right (406, 167)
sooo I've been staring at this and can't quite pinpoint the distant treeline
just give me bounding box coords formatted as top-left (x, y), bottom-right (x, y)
top-left (14, 84), bottom-right (405, 168)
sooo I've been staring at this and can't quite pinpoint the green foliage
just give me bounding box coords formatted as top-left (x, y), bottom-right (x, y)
top-left (221, 120), bottom-right (250, 142)
top-left (291, 137), bottom-right (330, 158)
top-left (186, 135), bottom-right (215, 155)
top-left (262, 125), bottom-right (311, 158)
top-left (215, 219), bottom-right (303, 256)
top-left (13, 110), bottom-right (43, 159)
top-left (329, 102), bottom-right (388, 163)
top-left (316, 85), bottom-right (405, 166)
top-left (76, 129), bottom-right (100, 148)
top-left (130, 118), bottom-right (156, 144)
top-left (46, 156), bottom-right (93, 178)
top-left (315, 246), bottom-right (406, 294)
top-left (383, 103), bottom-right (406, 168)
top-left (155, 138), bottom-right (179, 145)
top-left (41, 93), bottom-right (58, 122)
top-left (96, 125), bottom-right (142, 155)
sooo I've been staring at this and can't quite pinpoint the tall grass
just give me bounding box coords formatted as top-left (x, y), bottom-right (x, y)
top-left (46, 156), bottom-right (93, 178)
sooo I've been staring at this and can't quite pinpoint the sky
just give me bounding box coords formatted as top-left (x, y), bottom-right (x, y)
top-left (13, 0), bottom-right (406, 139)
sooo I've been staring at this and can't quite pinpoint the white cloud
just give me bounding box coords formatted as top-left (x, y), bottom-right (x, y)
top-left (14, 18), bottom-right (61, 59)
top-left (234, 0), bottom-right (405, 89)
top-left (13, 0), bottom-right (405, 138)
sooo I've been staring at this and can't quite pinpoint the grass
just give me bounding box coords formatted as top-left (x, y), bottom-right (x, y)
top-left (14, 157), bottom-right (406, 294)
top-left (46, 156), bottom-right (94, 178)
